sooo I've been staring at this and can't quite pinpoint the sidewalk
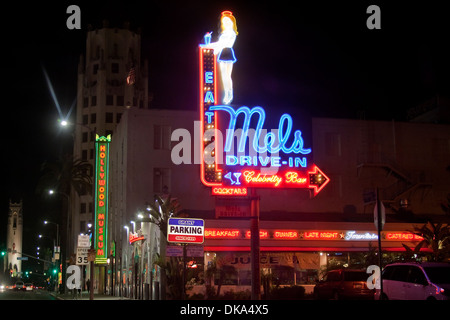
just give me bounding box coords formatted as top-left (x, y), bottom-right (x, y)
top-left (51, 290), bottom-right (130, 300)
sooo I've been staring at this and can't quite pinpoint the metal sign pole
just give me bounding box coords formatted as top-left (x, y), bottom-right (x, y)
top-left (250, 189), bottom-right (261, 300)
top-left (376, 188), bottom-right (384, 298)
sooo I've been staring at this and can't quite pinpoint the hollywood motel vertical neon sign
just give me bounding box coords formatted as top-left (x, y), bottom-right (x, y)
top-left (199, 12), bottom-right (329, 196)
top-left (94, 134), bottom-right (110, 264)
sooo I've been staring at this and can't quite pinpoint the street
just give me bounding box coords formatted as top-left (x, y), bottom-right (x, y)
top-left (0, 289), bottom-right (57, 300)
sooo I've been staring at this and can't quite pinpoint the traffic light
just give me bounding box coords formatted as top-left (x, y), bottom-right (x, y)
top-left (1, 251), bottom-right (6, 256)
top-left (52, 268), bottom-right (57, 274)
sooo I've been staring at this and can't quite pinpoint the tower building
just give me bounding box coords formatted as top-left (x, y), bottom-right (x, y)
top-left (70, 21), bottom-right (148, 257)
top-left (6, 200), bottom-right (23, 277)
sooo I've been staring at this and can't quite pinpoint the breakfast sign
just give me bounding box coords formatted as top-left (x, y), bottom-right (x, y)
top-left (199, 11), bottom-right (329, 197)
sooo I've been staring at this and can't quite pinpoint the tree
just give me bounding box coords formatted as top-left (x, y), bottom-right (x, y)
top-left (36, 154), bottom-right (93, 197)
top-left (36, 154), bottom-right (92, 292)
top-left (145, 194), bottom-right (181, 237)
top-left (145, 194), bottom-right (181, 300)
top-left (403, 221), bottom-right (450, 262)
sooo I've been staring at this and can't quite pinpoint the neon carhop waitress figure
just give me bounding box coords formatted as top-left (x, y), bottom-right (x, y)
top-left (203, 11), bottom-right (238, 105)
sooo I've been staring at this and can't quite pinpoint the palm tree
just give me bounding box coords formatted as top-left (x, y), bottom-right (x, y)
top-left (36, 154), bottom-right (92, 292)
top-left (145, 194), bottom-right (181, 300)
top-left (145, 194), bottom-right (181, 237)
top-left (36, 154), bottom-right (93, 197)
top-left (404, 221), bottom-right (450, 262)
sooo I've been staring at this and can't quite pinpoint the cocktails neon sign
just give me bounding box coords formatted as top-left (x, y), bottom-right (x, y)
top-left (199, 12), bottom-right (329, 196)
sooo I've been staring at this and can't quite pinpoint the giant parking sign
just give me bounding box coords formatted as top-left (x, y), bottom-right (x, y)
top-left (167, 218), bottom-right (205, 244)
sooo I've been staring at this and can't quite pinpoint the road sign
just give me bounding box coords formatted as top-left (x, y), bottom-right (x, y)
top-left (374, 199), bottom-right (386, 231)
top-left (77, 234), bottom-right (90, 248)
top-left (76, 247), bottom-right (89, 265)
top-left (17, 256), bottom-right (28, 261)
top-left (167, 218), bottom-right (205, 244)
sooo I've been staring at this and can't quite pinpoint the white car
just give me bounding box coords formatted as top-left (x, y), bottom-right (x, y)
top-left (375, 262), bottom-right (450, 300)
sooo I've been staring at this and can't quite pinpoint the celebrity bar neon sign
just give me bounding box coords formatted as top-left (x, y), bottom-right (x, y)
top-left (95, 134), bottom-right (110, 264)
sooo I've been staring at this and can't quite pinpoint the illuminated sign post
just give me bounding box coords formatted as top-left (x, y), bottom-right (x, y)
top-left (199, 12), bottom-right (329, 197)
top-left (94, 134), bottom-right (110, 265)
top-left (198, 11), bottom-right (330, 300)
top-left (167, 218), bottom-right (205, 244)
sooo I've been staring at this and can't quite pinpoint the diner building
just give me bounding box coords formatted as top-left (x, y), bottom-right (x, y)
top-left (106, 106), bottom-right (450, 297)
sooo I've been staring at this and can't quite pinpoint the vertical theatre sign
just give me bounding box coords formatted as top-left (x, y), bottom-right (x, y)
top-left (199, 12), bottom-right (329, 197)
top-left (94, 134), bottom-right (111, 264)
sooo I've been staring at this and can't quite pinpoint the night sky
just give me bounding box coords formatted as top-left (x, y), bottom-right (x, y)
top-left (2, 1), bottom-right (449, 260)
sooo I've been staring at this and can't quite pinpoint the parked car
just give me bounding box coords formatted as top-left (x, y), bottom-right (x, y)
top-left (25, 283), bottom-right (34, 291)
top-left (314, 269), bottom-right (374, 300)
top-left (375, 262), bottom-right (450, 300)
top-left (14, 281), bottom-right (25, 291)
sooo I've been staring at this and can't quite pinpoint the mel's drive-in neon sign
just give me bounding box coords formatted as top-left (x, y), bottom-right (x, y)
top-left (199, 11), bottom-right (329, 196)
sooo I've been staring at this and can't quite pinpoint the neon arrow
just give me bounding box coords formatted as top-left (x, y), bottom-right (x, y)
top-left (307, 165), bottom-right (330, 196)
top-left (220, 165), bottom-right (330, 196)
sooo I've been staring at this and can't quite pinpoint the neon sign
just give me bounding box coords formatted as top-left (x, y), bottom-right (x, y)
top-left (344, 231), bottom-right (378, 241)
top-left (385, 232), bottom-right (423, 241)
top-left (94, 134), bottom-right (110, 264)
top-left (204, 229), bottom-right (423, 242)
top-left (211, 187), bottom-right (248, 196)
top-left (302, 231), bottom-right (340, 240)
top-left (199, 12), bottom-right (329, 196)
top-left (129, 232), bottom-right (145, 244)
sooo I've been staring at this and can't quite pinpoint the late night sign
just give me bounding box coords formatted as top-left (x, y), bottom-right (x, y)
top-left (199, 12), bottom-right (329, 196)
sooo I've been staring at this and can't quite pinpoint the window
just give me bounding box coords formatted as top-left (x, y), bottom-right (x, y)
top-left (90, 113), bottom-right (96, 124)
top-left (325, 132), bottom-right (341, 156)
top-left (153, 168), bottom-right (170, 193)
top-left (82, 115), bottom-right (88, 125)
top-left (111, 63), bottom-right (119, 73)
top-left (106, 95), bottom-right (114, 105)
top-left (117, 95), bottom-right (124, 106)
top-left (82, 150), bottom-right (87, 161)
top-left (154, 125), bottom-right (171, 150)
top-left (80, 203), bottom-right (86, 214)
top-left (105, 113), bottom-right (113, 123)
top-left (83, 97), bottom-right (88, 108)
top-left (82, 132), bottom-right (88, 143)
top-left (91, 96), bottom-right (97, 107)
top-left (326, 271), bottom-right (341, 282)
top-left (390, 266), bottom-right (410, 282)
top-left (116, 113), bottom-right (122, 123)
top-left (93, 64), bottom-right (99, 75)
top-left (408, 267), bottom-right (427, 285)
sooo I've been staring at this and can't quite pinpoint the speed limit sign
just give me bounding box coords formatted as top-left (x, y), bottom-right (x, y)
top-left (76, 247), bottom-right (89, 265)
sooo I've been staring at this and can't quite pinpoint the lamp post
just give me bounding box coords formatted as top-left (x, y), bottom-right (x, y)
top-left (123, 226), bottom-right (130, 298)
top-left (48, 189), bottom-right (72, 257)
top-left (43, 221), bottom-right (60, 292)
top-left (137, 212), bottom-right (152, 300)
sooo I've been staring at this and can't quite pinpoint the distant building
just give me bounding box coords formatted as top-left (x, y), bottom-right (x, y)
top-left (5, 200), bottom-right (23, 277)
top-left (70, 21), bottom-right (149, 257)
